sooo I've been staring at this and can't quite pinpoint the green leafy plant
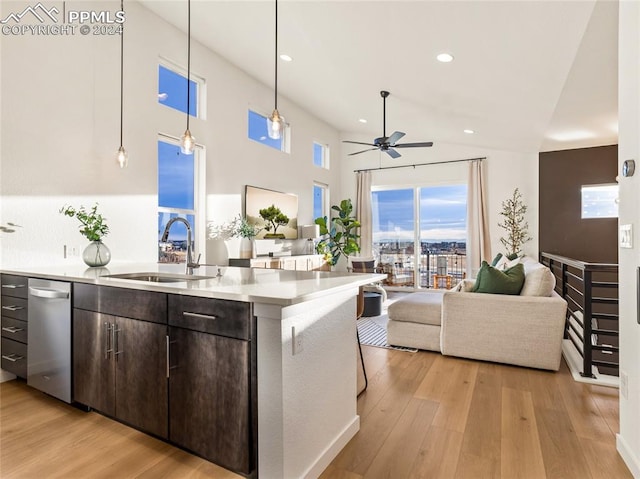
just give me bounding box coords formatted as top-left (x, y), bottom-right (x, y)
top-left (498, 188), bottom-right (532, 256)
top-left (231, 215), bottom-right (260, 239)
top-left (315, 198), bottom-right (360, 267)
top-left (259, 204), bottom-right (289, 238)
top-left (60, 203), bottom-right (109, 242)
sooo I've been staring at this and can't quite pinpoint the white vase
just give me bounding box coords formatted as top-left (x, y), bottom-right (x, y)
top-left (239, 238), bottom-right (256, 259)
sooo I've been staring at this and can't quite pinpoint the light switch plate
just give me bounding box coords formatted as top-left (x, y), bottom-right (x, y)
top-left (620, 224), bottom-right (633, 248)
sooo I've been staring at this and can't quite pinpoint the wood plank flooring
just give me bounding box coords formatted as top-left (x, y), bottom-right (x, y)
top-left (1, 347), bottom-right (631, 479)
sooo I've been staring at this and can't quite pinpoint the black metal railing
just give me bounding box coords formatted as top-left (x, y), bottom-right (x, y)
top-left (540, 253), bottom-right (619, 378)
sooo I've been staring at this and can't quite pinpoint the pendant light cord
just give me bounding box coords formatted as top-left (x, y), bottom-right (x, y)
top-left (186, 0), bottom-right (191, 130)
top-left (274, 0), bottom-right (278, 111)
top-left (119, 0), bottom-right (124, 147)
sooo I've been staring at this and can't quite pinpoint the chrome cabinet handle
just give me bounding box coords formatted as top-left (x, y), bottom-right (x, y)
top-left (104, 322), bottom-right (113, 359)
top-left (1, 353), bottom-right (24, 362)
top-left (166, 335), bottom-right (170, 379)
top-left (2, 326), bottom-right (24, 333)
top-left (2, 305), bottom-right (24, 311)
top-left (183, 311), bottom-right (217, 321)
top-left (114, 327), bottom-right (122, 360)
top-left (2, 284), bottom-right (25, 289)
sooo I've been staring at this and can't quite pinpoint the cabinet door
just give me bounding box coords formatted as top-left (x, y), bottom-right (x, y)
top-left (169, 327), bottom-right (252, 475)
top-left (73, 310), bottom-right (115, 416)
top-left (115, 317), bottom-right (168, 439)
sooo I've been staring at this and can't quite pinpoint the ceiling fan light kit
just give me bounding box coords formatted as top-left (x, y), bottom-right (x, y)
top-left (343, 90), bottom-right (434, 159)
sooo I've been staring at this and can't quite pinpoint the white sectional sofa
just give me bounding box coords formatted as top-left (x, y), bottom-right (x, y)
top-left (387, 257), bottom-right (568, 371)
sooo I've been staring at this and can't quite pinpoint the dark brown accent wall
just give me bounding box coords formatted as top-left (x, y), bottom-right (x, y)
top-left (539, 145), bottom-right (618, 263)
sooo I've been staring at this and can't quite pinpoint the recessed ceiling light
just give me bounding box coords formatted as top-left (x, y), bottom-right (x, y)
top-left (279, 54), bottom-right (293, 62)
top-left (437, 53), bottom-right (454, 63)
top-left (358, 118), bottom-right (367, 124)
top-left (464, 129), bottom-right (475, 134)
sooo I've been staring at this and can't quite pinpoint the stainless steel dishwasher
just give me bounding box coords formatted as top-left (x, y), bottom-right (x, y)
top-left (27, 278), bottom-right (71, 403)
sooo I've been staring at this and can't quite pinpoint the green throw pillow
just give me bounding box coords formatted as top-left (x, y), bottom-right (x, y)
top-left (472, 261), bottom-right (525, 295)
top-left (490, 253), bottom-right (503, 267)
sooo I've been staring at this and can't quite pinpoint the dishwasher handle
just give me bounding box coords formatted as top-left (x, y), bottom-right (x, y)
top-left (28, 287), bottom-right (70, 300)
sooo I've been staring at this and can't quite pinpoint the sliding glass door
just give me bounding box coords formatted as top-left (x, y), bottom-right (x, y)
top-left (372, 184), bottom-right (467, 289)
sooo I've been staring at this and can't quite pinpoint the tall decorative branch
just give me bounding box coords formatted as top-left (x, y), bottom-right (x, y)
top-left (498, 188), bottom-right (532, 256)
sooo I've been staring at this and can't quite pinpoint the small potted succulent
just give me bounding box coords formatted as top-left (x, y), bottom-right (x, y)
top-left (60, 203), bottom-right (111, 267)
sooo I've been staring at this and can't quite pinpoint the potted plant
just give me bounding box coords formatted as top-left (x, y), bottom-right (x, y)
top-left (60, 203), bottom-right (111, 267)
top-left (498, 188), bottom-right (532, 257)
top-left (231, 215), bottom-right (260, 258)
top-left (259, 205), bottom-right (289, 239)
top-left (315, 199), bottom-right (361, 267)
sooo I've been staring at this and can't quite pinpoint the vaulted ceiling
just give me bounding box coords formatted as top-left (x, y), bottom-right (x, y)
top-left (140, 0), bottom-right (618, 154)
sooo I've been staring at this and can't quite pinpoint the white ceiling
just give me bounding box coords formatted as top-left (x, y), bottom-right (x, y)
top-left (140, 0), bottom-right (619, 154)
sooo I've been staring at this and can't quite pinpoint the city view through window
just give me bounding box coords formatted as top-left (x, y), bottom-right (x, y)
top-left (372, 185), bottom-right (467, 288)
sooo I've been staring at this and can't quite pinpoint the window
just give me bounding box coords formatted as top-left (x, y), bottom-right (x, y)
top-left (581, 184), bottom-right (619, 219)
top-left (157, 138), bottom-right (202, 263)
top-left (372, 184), bottom-right (467, 289)
top-left (248, 110), bottom-right (289, 152)
top-left (313, 182), bottom-right (329, 220)
top-left (157, 63), bottom-right (201, 117)
top-left (313, 142), bottom-right (329, 168)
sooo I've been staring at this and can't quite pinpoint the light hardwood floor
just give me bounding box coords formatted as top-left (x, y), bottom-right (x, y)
top-left (1, 348), bottom-right (631, 479)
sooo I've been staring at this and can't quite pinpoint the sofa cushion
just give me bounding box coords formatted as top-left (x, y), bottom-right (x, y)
top-left (472, 261), bottom-right (525, 295)
top-left (520, 263), bottom-right (556, 297)
top-left (387, 292), bottom-right (444, 326)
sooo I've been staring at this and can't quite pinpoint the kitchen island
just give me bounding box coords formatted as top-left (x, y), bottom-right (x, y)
top-left (1, 263), bottom-right (385, 479)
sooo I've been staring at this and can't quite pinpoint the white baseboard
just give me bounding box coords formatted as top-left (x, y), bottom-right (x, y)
top-left (0, 370), bottom-right (17, 383)
top-left (617, 434), bottom-right (640, 478)
top-left (303, 415), bottom-right (360, 479)
top-left (562, 340), bottom-right (619, 388)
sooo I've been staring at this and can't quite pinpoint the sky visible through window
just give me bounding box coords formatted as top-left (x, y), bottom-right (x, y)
top-left (248, 110), bottom-right (283, 150)
top-left (372, 184), bottom-right (467, 243)
top-left (158, 65), bottom-right (197, 117)
top-left (158, 140), bottom-right (195, 242)
top-left (313, 185), bottom-right (325, 220)
top-left (313, 143), bottom-right (324, 167)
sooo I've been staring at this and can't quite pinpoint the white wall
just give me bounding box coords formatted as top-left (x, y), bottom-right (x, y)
top-left (0, 0), bottom-right (342, 269)
top-left (339, 136), bottom-right (539, 263)
top-left (616, 1), bottom-right (640, 476)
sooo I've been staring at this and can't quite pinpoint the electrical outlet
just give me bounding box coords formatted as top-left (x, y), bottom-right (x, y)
top-left (292, 326), bottom-right (304, 355)
top-left (620, 370), bottom-right (629, 399)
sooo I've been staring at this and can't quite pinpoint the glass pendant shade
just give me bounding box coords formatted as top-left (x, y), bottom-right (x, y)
top-left (116, 145), bottom-right (128, 168)
top-left (267, 109), bottom-right (284, 140)
top-left (180, 129), bottom-right (195, 155)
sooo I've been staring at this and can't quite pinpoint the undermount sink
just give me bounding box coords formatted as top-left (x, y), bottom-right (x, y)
top-left (104, 272), bottom-right (215, 283)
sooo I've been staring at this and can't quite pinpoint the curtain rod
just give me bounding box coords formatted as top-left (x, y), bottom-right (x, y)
top-left (353, 156), bottom-right (486, 173)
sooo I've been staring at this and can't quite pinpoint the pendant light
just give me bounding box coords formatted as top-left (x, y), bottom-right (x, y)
top-left (115, 0), bottom-right (128, 168)
top-left (180, 0), bottom-right (195, 155)
top-left (267, 0), bottom-right (285, 140)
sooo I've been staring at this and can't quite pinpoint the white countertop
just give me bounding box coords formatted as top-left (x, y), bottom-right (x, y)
top-left (1, 262), bottom-right (386, 306)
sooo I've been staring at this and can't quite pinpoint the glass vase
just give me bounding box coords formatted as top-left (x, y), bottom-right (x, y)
top-left (83, 240), bottom-right (111, 267)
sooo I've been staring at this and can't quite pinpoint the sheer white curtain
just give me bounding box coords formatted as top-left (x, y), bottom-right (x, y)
top-left (356, 171), bottom-right (373, 258)
top-left (466, 160), bottom-right (491, 278)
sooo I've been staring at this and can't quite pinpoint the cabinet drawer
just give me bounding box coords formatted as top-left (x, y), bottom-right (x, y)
top-left (1, 317), bottom-right (27, 343)
top-left (1, 274), bottom-right (28, 299)
top-left (1, 337), bottom-right (27, 378)
top-left (168, 295), bottom-right (251, 340)
top-left (74, 283), bottom-right (167, 324)
top-left (1, 296), bottom-right (27, 321)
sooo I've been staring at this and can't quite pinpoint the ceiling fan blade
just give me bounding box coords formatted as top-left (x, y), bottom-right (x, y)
top-left (385, 148), bottom-right (401, 159)
top-left (394, 141), bottom-right (434, 148)
top-left (348, 148), bottom-right (379, 156)
top-left (387, 131), bottom-right (406, 145)
top-left (343, 140), bottom-right (376, 147)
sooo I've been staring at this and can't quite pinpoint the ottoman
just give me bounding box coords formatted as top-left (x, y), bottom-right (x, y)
top-left (387, 291), bottom-right (444, 351)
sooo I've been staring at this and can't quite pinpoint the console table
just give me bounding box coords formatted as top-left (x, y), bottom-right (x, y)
top-left (229, 254), bottom-right (330, 272)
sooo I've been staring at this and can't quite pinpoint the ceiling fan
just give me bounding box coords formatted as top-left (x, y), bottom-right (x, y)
top-left (343, 90), bottom-right (433, 159)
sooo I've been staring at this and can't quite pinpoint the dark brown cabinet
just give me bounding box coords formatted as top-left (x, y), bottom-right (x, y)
top-left (73, 284), bottom-right (168, 438)
top-left (1, 274), bottom-right (29, 378)
top-left (168, 294), bottom-right (256, 476)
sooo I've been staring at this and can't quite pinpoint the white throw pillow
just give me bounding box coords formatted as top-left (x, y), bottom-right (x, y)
top-left (520, 264), bottom-right (556, 296)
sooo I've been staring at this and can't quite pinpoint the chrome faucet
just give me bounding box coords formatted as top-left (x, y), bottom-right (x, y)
top-left (161, 217), bottom-right (200, 274)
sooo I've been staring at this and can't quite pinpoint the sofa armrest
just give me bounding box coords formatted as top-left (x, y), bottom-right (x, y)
top-left (441, 291), bottom-right (567, 370)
